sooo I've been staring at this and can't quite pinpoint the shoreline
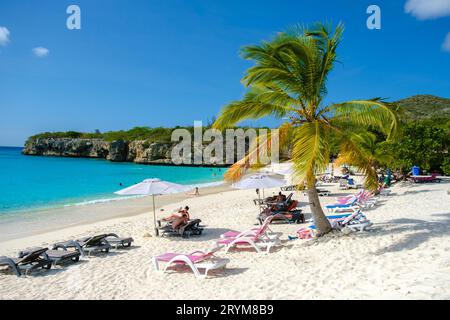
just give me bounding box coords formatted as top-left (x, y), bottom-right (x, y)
top-left (0, 183), bottom-right (232, 244)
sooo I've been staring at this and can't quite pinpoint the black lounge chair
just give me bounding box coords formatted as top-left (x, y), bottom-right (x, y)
top-left (303, 188), bottom-right (331, 197)
top-left (53, 234), bottom-right (111, 257)
top-left (158, 219), bottom-right (204, 238)
top-left (264, 193), bottom-right (294, 209)
top-left (257, 200), bottom-right (304, 224)
top-left (0, 247), bottom-right (52, 277)
top-left (258, 209), bottom-right (304, 225)
top-left (18, 247), bottom-right (80, 266)
top-left (105, 233), bottom-right (134, 248)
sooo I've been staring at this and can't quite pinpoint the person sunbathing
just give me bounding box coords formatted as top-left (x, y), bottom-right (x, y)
top-left (265, 192), bottom-right (286, 203)
top-left (162, 206), bottom-right (190, 230)
top-left (267, 192), bottom-right (287, 207)
top-left (276, 192), bottom-right (287, 202)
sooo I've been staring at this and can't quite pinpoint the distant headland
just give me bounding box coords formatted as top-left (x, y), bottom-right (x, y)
top-left (22, 95), bottom-right (450, 167)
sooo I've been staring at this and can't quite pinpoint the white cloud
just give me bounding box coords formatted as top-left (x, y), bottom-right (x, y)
top-left (405, 0), bottom-right (450, 20)
top-left (0, 26), bottom-right (10, 46)
top-left (32, 47), bottom-right (49, 58)
top-left (442, 32), bottom-right (450, 52)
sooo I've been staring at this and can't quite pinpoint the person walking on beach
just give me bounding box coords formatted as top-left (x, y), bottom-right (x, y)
top-left (186, 187), bottom-right (200, 196)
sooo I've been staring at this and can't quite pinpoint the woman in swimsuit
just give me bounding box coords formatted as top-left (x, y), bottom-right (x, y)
top-left (162, 206), bottom-right (190, 230)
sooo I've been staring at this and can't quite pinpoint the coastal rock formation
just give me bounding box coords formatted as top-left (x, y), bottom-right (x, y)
top-left (22, 138), bottom-right (223, 166)
top-left (23, 138), bottom-right (110, 158)
top-left (107, 140), bottom-right (128, 162)
top-left (126, 141), bottom-right (172, 164)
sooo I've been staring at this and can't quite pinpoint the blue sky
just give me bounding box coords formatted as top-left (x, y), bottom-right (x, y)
top-left (0, 0), bottom-right (449, 146)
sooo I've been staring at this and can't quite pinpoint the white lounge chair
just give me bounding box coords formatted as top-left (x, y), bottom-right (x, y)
top-left (216, 217), bottom-right (281, 253)
top-left (219, 216), bottom-right (275, 239)
top-left (152, 245), bottom-right (229, 279)
top-left (340, 211), bottom-right (373, 232)
top-left (338, 179), bottom-right (349, 190)
top-left (301, 209), bottom-right (372, 235)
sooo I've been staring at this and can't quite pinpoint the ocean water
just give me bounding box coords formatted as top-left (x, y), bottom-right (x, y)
top-left (0, 146), bottom-right (225, 215)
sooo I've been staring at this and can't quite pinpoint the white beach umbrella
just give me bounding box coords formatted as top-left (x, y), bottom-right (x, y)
top-left (232, 174), bottom-right (288, 212)
top-left (232, 174), bottom-right (288, 190)
top-left (115, 178), bottom-right (190, 236)
top-left (272, 166), bottom-right (294, 176)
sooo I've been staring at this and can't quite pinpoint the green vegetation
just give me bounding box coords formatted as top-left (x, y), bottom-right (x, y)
top-left (27, 127), bottom-right (177, 143)
top-left (26, 125), bottom-right (271, 145)
top-left (379, 122), bottom-right (449, 174)
top-left (396, 95), bottom-right (450, 123)
top-left (370, 95), bottom-right (450, 175)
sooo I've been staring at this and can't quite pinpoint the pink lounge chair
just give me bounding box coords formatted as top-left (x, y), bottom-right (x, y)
top-left (216, 217), bottom-right (281, 254)
top-left (336, 190), bottom-right (375, 203)
top-left (332, 190), bottom-right (377, 210)
top-left (219, 216), bottom-right (274, 239)
top-left (152, 246), bottom-right (229, 279)
top-left (336, 190), bottom-right (364, 203)
top-left (410, 173), bottom-right (441, 183)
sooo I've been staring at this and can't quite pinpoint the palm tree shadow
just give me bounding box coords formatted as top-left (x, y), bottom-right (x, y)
top-left (162, 265), bottom-right (248, 278)
top-left (365, 213), bottom-right (450, 255)
top-left (161, 228), bottom-right (235, 242)
top-left (403, 189), bottom-right (434, 195)
top-left (0, 267), bottom-right (66, 278)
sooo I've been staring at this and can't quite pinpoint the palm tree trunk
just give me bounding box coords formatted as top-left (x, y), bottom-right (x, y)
top-left (307, 185), bottom-right (332, 235)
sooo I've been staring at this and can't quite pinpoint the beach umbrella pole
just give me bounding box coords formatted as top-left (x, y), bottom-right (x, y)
top-left (258, 190), bottom-right (262, 216)
top-left (153, 194), bottom-right (159, 236)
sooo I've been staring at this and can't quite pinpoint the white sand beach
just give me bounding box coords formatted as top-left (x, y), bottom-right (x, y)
top-left (0, 180), bottom-right (449, 300)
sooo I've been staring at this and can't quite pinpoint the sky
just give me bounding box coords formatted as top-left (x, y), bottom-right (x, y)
top-left (0, 0), bottom-right (449, 146)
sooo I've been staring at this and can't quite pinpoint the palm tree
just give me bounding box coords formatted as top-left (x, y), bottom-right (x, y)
top-left (335, 132), bottom-right (394, 190)
top-left (213, 23), bottom-right (398, 235)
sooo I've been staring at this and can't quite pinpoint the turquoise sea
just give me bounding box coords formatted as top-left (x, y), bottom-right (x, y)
top-left (0, 146), bottom-right (225, 215)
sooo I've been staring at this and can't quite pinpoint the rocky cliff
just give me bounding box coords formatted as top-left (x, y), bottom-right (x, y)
top-left (22, 138), bottom-right (227, 166)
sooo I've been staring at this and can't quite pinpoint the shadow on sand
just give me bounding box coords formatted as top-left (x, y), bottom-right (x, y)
top-left (162, 265), bottom-right (248, 278)
top-left (364, 212), bottom-right (450, 255)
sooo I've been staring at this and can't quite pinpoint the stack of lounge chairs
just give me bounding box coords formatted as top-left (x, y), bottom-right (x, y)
top-left (325, 190), bottom-right (379, 214)
top-left (0, 233), bottom-right (133, 277)
top-left (298, 209), bottom-right (373, 238)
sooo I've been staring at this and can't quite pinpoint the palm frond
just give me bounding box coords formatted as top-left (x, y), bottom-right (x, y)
top-left (212, 89), bottom-right (292, 129)
top-left (327, 99), bottom-right (399, 140)
top-left (335, 132), bottom-right (379, 190)
top-left (222, 122), bottom-right (293, 182)
top-left (291, 121), bottom-right (330, 186)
